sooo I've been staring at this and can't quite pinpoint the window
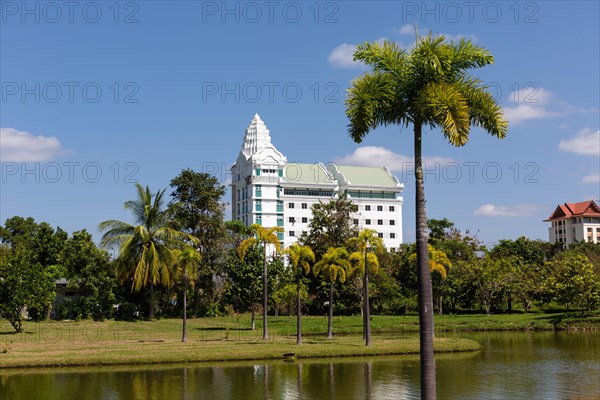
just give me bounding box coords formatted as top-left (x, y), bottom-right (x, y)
top-left (390, 233), bottom-right (396, 239)
top-left (255, 214), bottom-right (262, 225)
top-left (289, 231), bottom-right (295, 237)
top-left (353, 219), bottom-right (359, 225)
top-left (302, 217), bottom-right (308, 223)
top-left (365, 205), bottom-right (371, 211)
top-left (301, 203), bottom-right (308, 209)
top-left (276, 200), bottom-right (283, 212)
top-left (277, 217), bottom-right (284, 227)
top-left (378, 233), bottom-right (383, 238)
top-left (289, 217), bottom-right (295, 223)
top-left (390, 220), bottom-right (395, 226)
top-left (255, 185), bottom-right (262, 197)
top-left (277, 232), bottom-right (284, 240)
top-left (288, 202), bottom-right (295, 209)
top-left (278, 169), bottom-right (283, 177)
top-left (255, 201), bottom-right (262, 212)
top-left (377, 219), bottom-right (383, 225)
top-left (255, 168), bottom-right (260, 176)
top-left (365, 219), bottom-right (371, 225)
top-left (389, 206), bottom-right (395, 212)
top-left (377, 205), bottom-right (383, 211)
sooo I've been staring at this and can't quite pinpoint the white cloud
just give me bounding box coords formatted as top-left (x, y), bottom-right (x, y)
top-left (503, 87), bottom-right (597, 125)
top-left (558, 128), bottom-right (600, 156)
top-left (581, 173), bottom-right (600, 184)
top-left (327, 38), bottom-right (388, 69)
top-left (396, 24), bottom-right (414, 35)
top-left (0, 128), bottom-right (64, 162)
top-left (327, 43), bottom-right (362, 68)
top-left (474, 203), bottom-right (540, 217)
top-left (334, 146), bottom-right (454, 172)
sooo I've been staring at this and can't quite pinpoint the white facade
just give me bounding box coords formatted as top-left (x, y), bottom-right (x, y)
top-left (231, 114), bottom-right (404, 251)
top-left (545, 201), bottom-right (600, 245)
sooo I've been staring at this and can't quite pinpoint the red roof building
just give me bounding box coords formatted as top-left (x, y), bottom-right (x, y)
top-left (545, 200), bottom-right (600, 244)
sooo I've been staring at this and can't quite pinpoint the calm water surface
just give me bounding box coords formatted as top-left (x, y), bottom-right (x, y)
top-left (1, 331), bottom-right (598, 399)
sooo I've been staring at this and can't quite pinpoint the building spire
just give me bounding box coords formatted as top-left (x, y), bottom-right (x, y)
top-left (241, 113), bottom-right (272, 157)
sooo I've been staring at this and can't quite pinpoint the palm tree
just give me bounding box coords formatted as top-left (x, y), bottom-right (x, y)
top-left (345, 35), bottom-right (507, 399)
top-left (348, 229), bottom-right (383, 346)
top-left (173, 245), bottom-right (201, 342)
top-left (313, 247), bottom-right (351, 339)
top-left (238, 224), bottom-right (284, 340)
top-left (286, 244), bottom-right (315, 344)
top-left (99, 183), bottom-right (191, 319)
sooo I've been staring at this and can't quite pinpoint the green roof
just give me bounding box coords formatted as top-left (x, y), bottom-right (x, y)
top-left (283, 163), bottom-right (335, 185)
top-left (336, 165), bottom-right (399, 187)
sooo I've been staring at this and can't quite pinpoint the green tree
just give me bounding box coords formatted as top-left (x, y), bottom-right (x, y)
top-left (99, 183), bottom-right (192, 319)
top-left (547, 253), bottom-right (600, 313)
top-left (345, 34), bottom-right (507, 398)
top-left (0, 248), bottom-right (55, 332)
top-left (169, 169), bottom-right (227, 316)
top-left (223, 246), bottom-right (262, 329)
top-left (62, 230), bottom-right (117, 320)
top-left (172, 246), bottom-right (201, 342)
top-left (409, 245), bottom-right (452, 314)
top-left (299, 195), bottom-right (358, 259)
top-left (286, 244), bottom-right (315, 344)
top-left (468, 255), bottom-right (513, 316)
top-left (238, 224), bottom-right (284, 340)
top-left (313, 247), bottom-right (351, 339)
top-left (348, 229), bottom-right (383, 346)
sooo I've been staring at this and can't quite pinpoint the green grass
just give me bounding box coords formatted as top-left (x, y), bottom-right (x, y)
top-left (1, 311), bottom-right (597, 369)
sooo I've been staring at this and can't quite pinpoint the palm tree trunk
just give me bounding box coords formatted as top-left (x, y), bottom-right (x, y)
top-left (251, 304), bottom-right (256, 330)
top-left (327, 283), bottom-right (334, 339)
top-left (182, 271), bottom-right (188, 342)
top-left (296, 276), bottom-right (302, 345)
top-left (414, 122), bottom-right (436, 400)
top-left (364, 250), bottom-right (371, 347)
top-left (148, 284), bottom-right (155, 320)
top-left (263, 245), bottom-right (269, 340)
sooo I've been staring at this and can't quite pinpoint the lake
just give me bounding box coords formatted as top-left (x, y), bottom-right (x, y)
top-left (1, 331), bottom-right (598, 399)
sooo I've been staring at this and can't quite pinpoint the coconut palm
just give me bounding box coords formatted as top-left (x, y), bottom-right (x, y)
top-left (286, 244), bottom-right (315, 344)
top-left (238, 224), bottom-right (284, 340)
top-left (348, 229), bottom-right (383, 346)
top-left (345, 34), bottom-right (508, 399)
top-left (172, 245), bottom-right (201, 342)
top-left (313, 247), bottom-right (351, 339)
top-left (99, 183), bottom-right (192, 319)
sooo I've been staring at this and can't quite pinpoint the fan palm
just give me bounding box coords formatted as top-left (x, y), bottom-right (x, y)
top-left (313, 247), bottom-right (351, 339)
top-left (99, 183), bottom-right (192, 319)
top-left (348, 229), bottom-right (383, 346)
top-left (286, 244), bottom-right (315, 344)
top-left (345, 34), bottom-right (508, 399)
top-left (238, 224), bottom-right (284, 340)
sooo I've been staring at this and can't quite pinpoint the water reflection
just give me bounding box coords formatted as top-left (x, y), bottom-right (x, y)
top-left (0, 331), bottom-right (598, 400)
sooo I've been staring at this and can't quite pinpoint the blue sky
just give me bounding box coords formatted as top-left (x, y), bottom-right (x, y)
top-left (1, 1), bottom-right (599, 245)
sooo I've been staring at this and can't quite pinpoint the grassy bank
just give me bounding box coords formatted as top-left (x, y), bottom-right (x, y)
top-left (1, 311), bottom-right (596, 369)
top-left (0, 318), bottom-right (479, 369)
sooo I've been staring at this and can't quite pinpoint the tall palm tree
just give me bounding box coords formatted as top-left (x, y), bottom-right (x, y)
top-left (172, 245), bottom-right (201, 342)
top-left (286, 243), bottom-right (315, 344)
top-left (313, 247), bottom-right (351, 339)
top-left (348, 229), bottom-right (383, 346)
top-left (99, 183), bottom-right (191, 319)
top-left (345, 35), bottom-right (508, 399)
top-left (238, 224), bottom-right (284, 340)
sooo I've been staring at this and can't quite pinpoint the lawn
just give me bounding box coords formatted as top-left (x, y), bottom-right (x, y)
top-left (1, 311), bottom-right (597, 368)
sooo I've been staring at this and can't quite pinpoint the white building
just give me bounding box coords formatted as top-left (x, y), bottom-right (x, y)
top-left (544, 200), bottom-right (600, 244)
top-left (231, 114), bottom-right (404, 251)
